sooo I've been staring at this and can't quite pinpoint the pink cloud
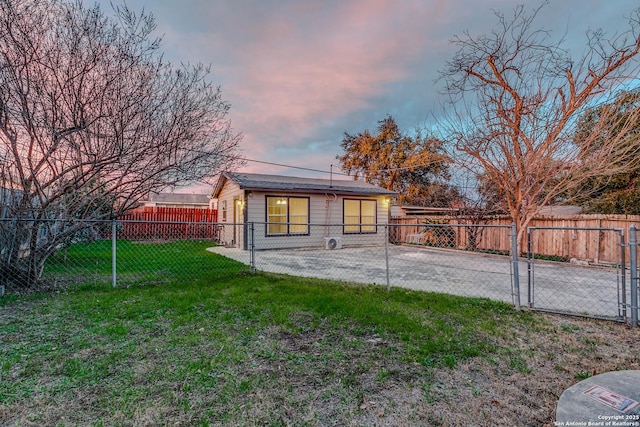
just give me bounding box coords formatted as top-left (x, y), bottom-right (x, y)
top-left (215, 0), bottom-right (460, 171)
top-left (90, 0), bottom-right (635, 191)
top-left (126, 0), bottom-right (622, 180)
top-left (141, 0), bottom-right (513, 174)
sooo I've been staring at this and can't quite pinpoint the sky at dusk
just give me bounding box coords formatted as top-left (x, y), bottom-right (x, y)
top-left (91, 0), bottom-right (638, 192)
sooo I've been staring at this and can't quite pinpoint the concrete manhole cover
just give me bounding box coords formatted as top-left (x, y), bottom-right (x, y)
top-left (556, 370), bottom-right (640, 426)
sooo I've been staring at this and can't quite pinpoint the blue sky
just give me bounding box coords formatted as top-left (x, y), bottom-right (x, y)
top-left (90, 0), bottom-right (638, 192)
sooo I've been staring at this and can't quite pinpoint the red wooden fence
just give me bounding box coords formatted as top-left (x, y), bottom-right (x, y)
top-left (118, 207), bottom-right (219, 240)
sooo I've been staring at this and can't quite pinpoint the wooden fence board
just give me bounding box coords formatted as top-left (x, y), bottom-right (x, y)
top-left (118, 207), bottom-right (219, 240)
top-left (390, 214), bottom-right (640, 265)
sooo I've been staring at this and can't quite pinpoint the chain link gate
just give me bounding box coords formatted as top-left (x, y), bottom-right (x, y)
top-left (628, 225), bottom-right (640, 327)
top-left (526, 226), bottom-right (628, 322)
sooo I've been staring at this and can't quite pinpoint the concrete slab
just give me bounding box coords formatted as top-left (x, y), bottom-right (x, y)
top-left (556, 370), bottom-right (640, 426)
top-left (207, 245), bottom-right (516, 303)
top-left (207, 244), bottom-right (624, 319)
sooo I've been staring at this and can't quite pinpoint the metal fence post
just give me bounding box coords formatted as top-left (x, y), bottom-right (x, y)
top-left (527, 227), bottom-right (533, 309)
top-left (250, 222), bottom-right (256, 273)
top-left (511, 223), bottom-right (521, 309)
top-left (111, 219), bottom-right (117, 288)
top-left (629, 225), bottom-right (638, 327)
top-left (385, 224), bottom-right (390, 291)
top-left (619, 230), bottom-right (627, 320)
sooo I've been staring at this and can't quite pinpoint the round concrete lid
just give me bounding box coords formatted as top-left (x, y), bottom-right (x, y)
top-left (556, 370), bottom-right (640, 425)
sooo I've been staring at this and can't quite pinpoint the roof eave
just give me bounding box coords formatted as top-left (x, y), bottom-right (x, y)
top-left (239, 186), bottom-right (395, 196)
top-left (214, 172), bottom-right (396, 198)
top-left (211, 172), bottom-right (232, 198)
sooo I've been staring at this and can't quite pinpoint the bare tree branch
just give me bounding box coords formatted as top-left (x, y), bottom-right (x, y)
top-left (0, 0), bottom-right (243, 290)
top-left (439, 3), bottom-right (640, 251)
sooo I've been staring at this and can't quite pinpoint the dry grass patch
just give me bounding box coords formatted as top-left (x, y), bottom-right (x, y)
top-left (1, 241), bottom-right (638, 426)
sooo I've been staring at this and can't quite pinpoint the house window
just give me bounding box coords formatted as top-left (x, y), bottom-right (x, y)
top-left (221, 200), bottom-right (227, 222)
top-left (266, 196), bottom-right (309, 236)
top-left (344, 199), bottom-right (377, 234)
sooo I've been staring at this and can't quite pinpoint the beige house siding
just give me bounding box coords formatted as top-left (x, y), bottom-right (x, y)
top-left (245, 191), bottom-right (389, 250)
top-left (216, 180), bottom-right (245, 247)
top-left (215, 186), bottom-right (390, 250)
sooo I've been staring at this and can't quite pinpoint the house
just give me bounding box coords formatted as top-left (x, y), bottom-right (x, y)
top-left (211, 172), bottom-right (396, 250)
top-left (0, 187), bottom-right (22, 219)
top-left (140, 192), bottom-right (213, 209)
top-left (0, 178), bottom-right (24, 219)
top-left (390, 205), bottom-right (460, 217)
top-left (538, 205), bottom-right (583, 216)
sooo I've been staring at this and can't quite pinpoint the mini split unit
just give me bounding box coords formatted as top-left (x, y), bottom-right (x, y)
top-left (324, 237), bottom-right (342, 250)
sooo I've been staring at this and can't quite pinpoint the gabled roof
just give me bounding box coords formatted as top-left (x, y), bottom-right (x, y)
top-left (538, 205), bottom-right (583, 216)
top-left (212, 172), bottom-right (396, 198)
top-left (149, 192), bottom-right (210, 205)
top-left (393, 205), bottom-right (460, 216)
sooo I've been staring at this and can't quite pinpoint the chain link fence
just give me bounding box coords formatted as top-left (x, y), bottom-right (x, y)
top-left (2, 218), bottom-right (639, 326)
top-left (0, 218), bottom-right (240, 295)
top-left (628, 225), bottom-right (640, 327)
top-left (525, 227), bottom-right (628, 321)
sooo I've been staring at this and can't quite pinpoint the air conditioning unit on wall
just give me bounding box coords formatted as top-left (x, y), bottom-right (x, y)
top-left (324, 237), bottom-right (342, 250)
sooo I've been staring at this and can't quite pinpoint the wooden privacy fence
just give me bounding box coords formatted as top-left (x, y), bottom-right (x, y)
top-left (118, 207), bottom-right (219, 240)
top-left (390, 216), bottom-right (512, 254)
top-left (390, 214), bottom-right (640, 265)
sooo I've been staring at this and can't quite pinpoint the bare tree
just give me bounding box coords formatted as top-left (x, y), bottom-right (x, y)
top-left (0, 0), bottom-right (243, 290)
top-left (439, 3), bottom-right (640, 251)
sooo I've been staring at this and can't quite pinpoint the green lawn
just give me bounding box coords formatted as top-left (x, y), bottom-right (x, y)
top-left (1, 240), bottom-right (638, 426)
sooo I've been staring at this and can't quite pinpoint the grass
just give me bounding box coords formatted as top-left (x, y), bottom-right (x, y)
top-left (43, 239), bottom-right (243, 288)
top-left (1, 240), bottom-right (639, 426)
